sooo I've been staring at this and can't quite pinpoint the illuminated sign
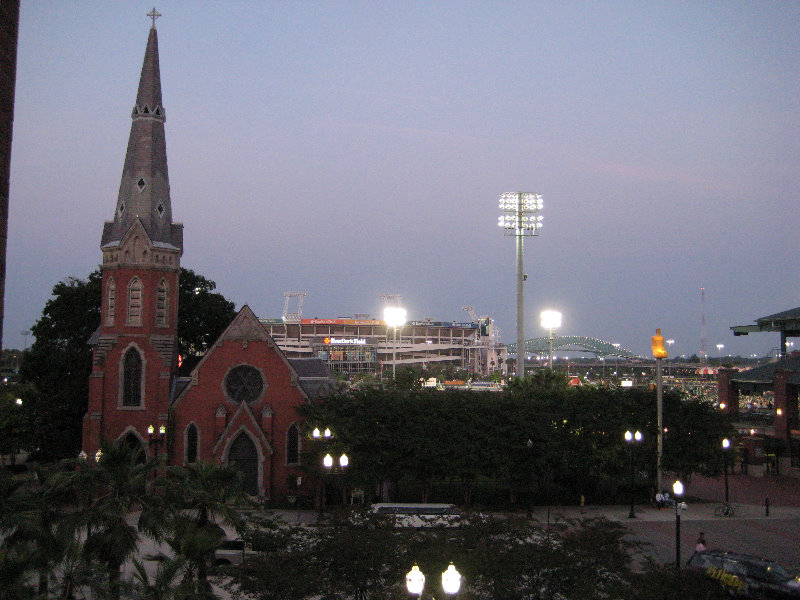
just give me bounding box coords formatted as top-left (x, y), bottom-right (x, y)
top-left (324, 337), bottom-right (367, 345)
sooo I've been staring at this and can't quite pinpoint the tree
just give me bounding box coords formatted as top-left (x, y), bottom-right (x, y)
top-left (159, 461), bottom-right (248, 596)
top-left (176, 269), bottom-right (236, 376)
top-left (18, 268), bottom-right (236, 461)
top-left (48, 440), bottom-right (164, 600)
top-left (20, 272), bottom-right (102, 461)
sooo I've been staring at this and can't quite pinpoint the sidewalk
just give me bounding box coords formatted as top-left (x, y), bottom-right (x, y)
top-left (685, 473), bottom-right (800, 507)
top-left (528, 501), bottom-right (800, 523)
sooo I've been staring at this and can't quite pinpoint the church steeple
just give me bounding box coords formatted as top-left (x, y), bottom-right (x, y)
top-left (101, 18), bottom-right (182, 252)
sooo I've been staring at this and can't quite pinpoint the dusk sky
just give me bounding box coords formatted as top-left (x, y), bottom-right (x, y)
top-left (5, 1), bottom-right (799, 359)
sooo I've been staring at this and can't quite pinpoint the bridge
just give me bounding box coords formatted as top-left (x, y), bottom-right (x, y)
top-left (507, 336), bottom-right (640, 358)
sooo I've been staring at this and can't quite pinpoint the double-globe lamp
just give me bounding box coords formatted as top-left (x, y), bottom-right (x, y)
top-left (406, 563), bottom-right (461, 597)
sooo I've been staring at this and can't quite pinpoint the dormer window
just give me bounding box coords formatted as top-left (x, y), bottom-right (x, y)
top-left (142, 104), bottom-right (150, 114)
top-left (154, 107), bottom-right (162, 116)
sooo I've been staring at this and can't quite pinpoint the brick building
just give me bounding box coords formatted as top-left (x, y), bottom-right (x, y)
top-left (82, 20), bottom-right (332, 500)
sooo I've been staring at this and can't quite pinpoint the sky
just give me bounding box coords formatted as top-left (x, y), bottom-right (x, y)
top-left (5, 1), bottom-right (799, 358)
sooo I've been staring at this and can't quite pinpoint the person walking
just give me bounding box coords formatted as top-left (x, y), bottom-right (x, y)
top-left (695, 532), bottom-right (707, 552)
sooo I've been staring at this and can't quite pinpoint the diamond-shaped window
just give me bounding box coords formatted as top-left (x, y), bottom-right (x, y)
top-left (118, 202), bottom-right (125, 216)
top-left (137, 178), bottom-right (146, 192)
top-left (156, 203), bottom-right (164, 216)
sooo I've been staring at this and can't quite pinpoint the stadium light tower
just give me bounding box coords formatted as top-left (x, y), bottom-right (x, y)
top-left (498, 192), bottom-right (543, 378)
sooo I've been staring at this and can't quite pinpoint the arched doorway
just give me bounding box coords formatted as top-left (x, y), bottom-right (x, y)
top-left (228, 433), bottom-right (259, 496)
top-left (123, 432), bottom-right (146, 463)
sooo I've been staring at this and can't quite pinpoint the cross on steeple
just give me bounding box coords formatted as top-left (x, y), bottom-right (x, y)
top-left (147, 7), bottom-right (161, 28)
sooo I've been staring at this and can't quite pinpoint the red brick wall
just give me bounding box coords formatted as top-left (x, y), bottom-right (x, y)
top-left (171, 337), bottom-right (308, 500)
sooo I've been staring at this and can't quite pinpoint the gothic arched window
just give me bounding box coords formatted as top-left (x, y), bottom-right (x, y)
top-left (286, 424), bottom-right (300, 465)
top-left (156, 279), bottom-right (168, 327)
top-left (106, 278), bottom-right (116, 326)
top-left (186, 424), bottom-right (198, 464)
top-left (122, 348), bottom-right (143, 407)
top-left (127, 277), bottom-right (143, 326)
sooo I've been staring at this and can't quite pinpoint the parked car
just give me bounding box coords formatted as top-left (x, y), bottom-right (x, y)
top-left (214, 538), bottom-right (253, 566)
top-left (686, 550), bottom-right (800, 598)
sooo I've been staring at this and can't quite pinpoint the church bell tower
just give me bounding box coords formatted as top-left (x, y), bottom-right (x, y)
top-left (83, 13), bottom-right (183, 458)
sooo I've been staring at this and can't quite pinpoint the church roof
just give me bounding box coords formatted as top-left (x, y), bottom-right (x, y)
top-left (101, 23), bottom-right (182, 251)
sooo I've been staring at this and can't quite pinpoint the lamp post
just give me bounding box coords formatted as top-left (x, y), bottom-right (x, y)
top-left (673, 480), bottom-right (687, 570)
top-left (406, 565), bottom-right (425, 599)
top-left (666, 339), bottom-right (675, 376)
top-left (384, 306), bottom-right (407, 381)
top-left (147, 424), bottom-right (166, 459)
top-left (651, 329), bottom-right (668, 492)
top-left (314, 426), bottom-right (348, 517)
top-left (540, 310), bottom-right (561, 369)
top-left (406, 563), bottom-right (461, 598)
top-left (624, 430), bottom-right (642, 518)
top-left (722, 438), bottom-right (731, 503)
top-left (498, 192), bottom-right (543, 379)
top-left (716, 343), bottom-right (725, 365)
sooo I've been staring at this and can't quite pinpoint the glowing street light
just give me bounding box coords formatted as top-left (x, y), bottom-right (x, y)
top-left (540, 310), bottom-right (561, 369)
top-left (406, 563), bottom-right (461, 597)
top-left (624, 430), bottom-right (643, 518)
top-left (384, 305), bottom-right (407, 380)
top-left (498, 192), bottom-right (543, 378)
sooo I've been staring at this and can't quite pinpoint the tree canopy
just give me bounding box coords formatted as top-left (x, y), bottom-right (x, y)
top-left (299, 383), bottom-right (734, 507)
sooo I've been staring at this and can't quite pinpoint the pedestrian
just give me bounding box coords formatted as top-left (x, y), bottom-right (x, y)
top-left (695, 532), bottom-right (707, 553)
top-left (655, 490), bottom-right (664, 509)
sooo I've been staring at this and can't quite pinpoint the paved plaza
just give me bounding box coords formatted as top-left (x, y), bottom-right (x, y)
top-left (529, 473), bottom-right (800, 572)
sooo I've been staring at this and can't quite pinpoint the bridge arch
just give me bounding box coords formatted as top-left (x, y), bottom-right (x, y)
top-left (508, 336), bottom-right (639, 358)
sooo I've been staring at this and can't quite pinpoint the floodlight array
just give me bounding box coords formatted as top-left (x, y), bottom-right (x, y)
top-left (497, 192), bottom-right (543, 235)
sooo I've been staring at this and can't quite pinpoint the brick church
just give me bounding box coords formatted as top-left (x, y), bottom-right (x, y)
top-left (81, 18), bottom-right (333, 500)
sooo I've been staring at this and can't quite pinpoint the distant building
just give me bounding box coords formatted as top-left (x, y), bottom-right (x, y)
top-left (0, 1), bottom-right (20, 349)
top-left (719, 307), bottom-right (800, 475)
top-left (260, 317), bottom-right (506, 376)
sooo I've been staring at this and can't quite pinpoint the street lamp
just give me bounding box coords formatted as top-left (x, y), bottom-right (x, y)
top-left (406, 565), bottom-right (425, 598)
top-left (666, 339), bottom-right (675, 376)
top-left (716, 343), bottom-right (725, 365)
top-left (498, 192), bottom-right (543, 378)
top-left (722, 438), bottom-right (731, 503)
top-left (624, 430), bottom-right (642, 518)
top-left (442, 563), bottom-right (462, 595)
top-left (406, 563), bottom-right (461, 597)
top-left (384, 306), bottom-right (407, 380)
top-left (147, 424), bottom-right (166, 459)
top-left (540, 310), bottom-right (561, 369)
top-left (672, 480), bottom-right (687, 570)
top-left (651, 329), bottom-right (668, 492)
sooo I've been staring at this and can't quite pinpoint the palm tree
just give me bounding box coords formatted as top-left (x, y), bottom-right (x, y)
top-left (160, 461), bottom-right (248, 596)
top-left (49, 440), bottom-right (163, 600)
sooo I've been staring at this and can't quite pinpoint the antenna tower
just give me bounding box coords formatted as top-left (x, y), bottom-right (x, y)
top-left (700, 287), bottom-right (707, 363)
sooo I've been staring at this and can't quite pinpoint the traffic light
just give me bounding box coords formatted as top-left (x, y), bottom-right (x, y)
top-left (651, 328), bottom-right (668, 359)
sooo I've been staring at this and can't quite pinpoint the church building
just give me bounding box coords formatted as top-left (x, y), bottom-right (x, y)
top-left (82, 17), bottom-right (332, 500)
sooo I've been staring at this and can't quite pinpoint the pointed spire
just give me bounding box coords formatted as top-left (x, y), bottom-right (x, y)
top-left (102, 18), bottom-right (182, 252)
